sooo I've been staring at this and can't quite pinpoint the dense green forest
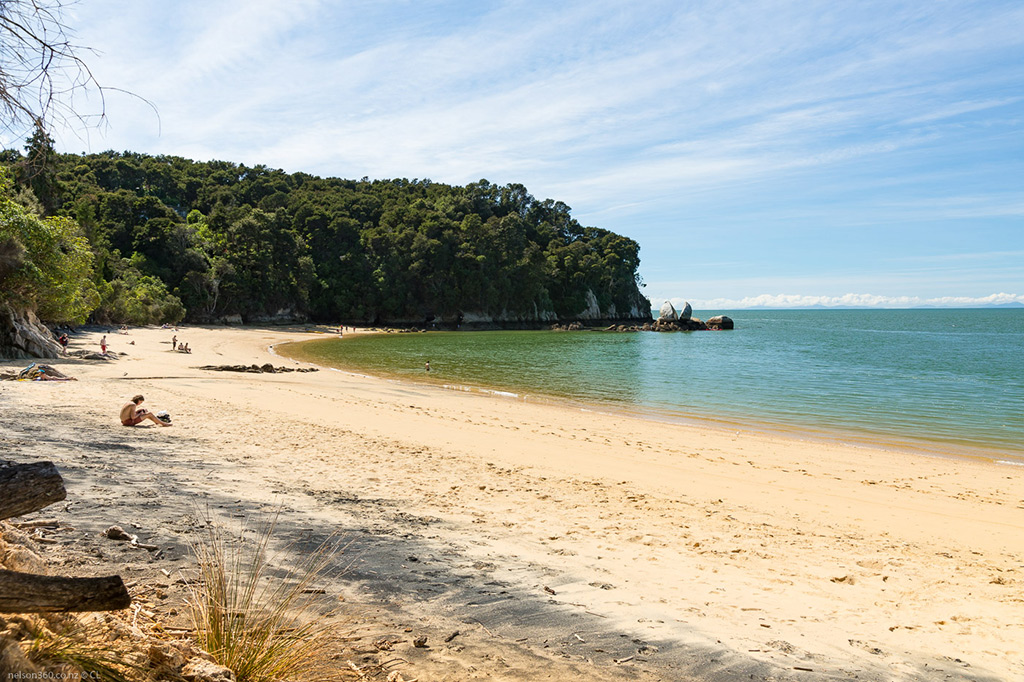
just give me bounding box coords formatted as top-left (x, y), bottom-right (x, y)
top-left (1, 133), bottom-right (651, 327)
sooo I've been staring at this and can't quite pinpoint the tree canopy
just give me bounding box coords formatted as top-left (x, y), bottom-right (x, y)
top-left (0, 168), bottom-right (98, 323)
top-left (0, 2), bottom-right (649, 329)
top-left (1, 148), bottom-right (651, 326)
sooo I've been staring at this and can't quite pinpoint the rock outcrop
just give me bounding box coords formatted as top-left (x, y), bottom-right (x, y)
top-left (707, 315), bottom-right (734, 330)
top-left (680, 302), bottom-right (693, 321)
top-left (0, 307), bottom-right (61, 359)
top-left (657, 301), bottom-right (678, 322)
top-left (198, 364), bottom-right (319, 374)
top-left (418, 288), bottom-right (652, 329)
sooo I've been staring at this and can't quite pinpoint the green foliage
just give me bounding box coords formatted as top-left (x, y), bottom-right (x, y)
top-left (0, 148), bottom-right (651, 324)
top-left (91, 255), bottom-right (185, 325)
top-left (0, 169), bottom-right (98, 323)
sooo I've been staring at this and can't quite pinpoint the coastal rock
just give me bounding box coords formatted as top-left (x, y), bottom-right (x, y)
top-left (423, 289), bottom-right (651, 329)
top-left (680, 302), bottom-right (692, 321)
top-left (245, 307), bottom-right (307, 325)
top-left (0, 307), bottom-right (62, 359)
top-left (650, 317), bottom-right (707, 332)
top-left (707, 315), bottom-right (734, 330)
top-left (576, 290), bottom-right (603, 320)
top-left (198, 364), bottom-right (319, 374)
top-left (657, 301), bottom-right (678, 322)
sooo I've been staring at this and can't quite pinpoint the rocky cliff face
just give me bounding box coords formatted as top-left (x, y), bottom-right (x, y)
top-left (443, 288), bottom-right (651, 328)
top-left (0, 306), bottom-right (61, 359)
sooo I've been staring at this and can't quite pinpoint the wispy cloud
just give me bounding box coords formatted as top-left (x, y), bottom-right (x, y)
top-left (40, 0), bottom-right (1024, 304)
top-left (680, 293), bottom-right (1024, 309)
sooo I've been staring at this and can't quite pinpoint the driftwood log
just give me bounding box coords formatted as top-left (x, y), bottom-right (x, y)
top-left (0, 462), bottom-right (67, 521)
top-left (0, 570), bottom-right (131, 613)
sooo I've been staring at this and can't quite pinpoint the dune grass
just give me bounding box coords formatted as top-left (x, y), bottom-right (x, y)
top-left (186, 513), bottom-right (345, 682)
top-left (25, 620), bottom-right (136, 682)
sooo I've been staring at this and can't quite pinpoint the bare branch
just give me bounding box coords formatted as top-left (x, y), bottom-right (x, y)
top-left (0, 0), bottom-right (157, 143)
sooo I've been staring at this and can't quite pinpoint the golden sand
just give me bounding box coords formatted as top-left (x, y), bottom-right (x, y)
top-left (2, 325), bottom-right (1021, 680)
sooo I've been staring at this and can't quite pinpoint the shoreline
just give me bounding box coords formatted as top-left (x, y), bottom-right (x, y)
top-left (276, 333), bottom-right (1024, 469)
top-left (3, 324), bottom-right (1023, 681)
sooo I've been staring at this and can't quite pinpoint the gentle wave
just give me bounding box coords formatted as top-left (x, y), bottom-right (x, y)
top-left (279, 309), bottom-right (1024, 459)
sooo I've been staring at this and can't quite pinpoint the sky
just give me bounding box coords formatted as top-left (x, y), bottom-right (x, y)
top-left (15, 0), bottom-right (1024, 309)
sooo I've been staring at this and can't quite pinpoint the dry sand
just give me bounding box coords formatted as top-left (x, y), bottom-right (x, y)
top-left (1, 325), bottom-right (1022, 681)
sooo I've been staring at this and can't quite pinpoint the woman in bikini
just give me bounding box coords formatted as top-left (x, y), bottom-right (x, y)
top-left (120, 395), bottom-right (172, 427)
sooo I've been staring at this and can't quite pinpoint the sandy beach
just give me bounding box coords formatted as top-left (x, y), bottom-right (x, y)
top-left (1, 325), bottom-right (1022, 681)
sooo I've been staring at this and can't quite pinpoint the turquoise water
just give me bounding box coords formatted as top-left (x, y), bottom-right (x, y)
top-left (283, 310), bottom-right (1024, 459)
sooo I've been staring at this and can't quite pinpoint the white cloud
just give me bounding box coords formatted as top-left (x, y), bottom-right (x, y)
top-left (676, 292), bottom-right (1024, 309)
top-left (32, 1), bottom-right (1024, 309)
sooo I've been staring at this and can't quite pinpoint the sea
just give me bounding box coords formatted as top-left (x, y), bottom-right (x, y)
top-left (279, 309), bottom-right (1024, 463)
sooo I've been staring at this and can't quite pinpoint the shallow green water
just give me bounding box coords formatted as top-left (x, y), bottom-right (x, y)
top-left (281, 309), bottom-right (1024, 460)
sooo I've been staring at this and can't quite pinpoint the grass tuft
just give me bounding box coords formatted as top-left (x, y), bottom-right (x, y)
top-left (25, 620), bottom-right (137, 682)
top-left (186, 512), bottom-right (344, 682)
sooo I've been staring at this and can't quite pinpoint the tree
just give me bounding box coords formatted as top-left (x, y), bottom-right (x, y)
top-left (0, 170), bottom-right (98, 323)
top-left (0, 1), bottom-right (106, 138)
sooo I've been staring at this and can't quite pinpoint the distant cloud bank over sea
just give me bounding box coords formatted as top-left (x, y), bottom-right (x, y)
top-left (672, 293), bottom-right (1024, 310)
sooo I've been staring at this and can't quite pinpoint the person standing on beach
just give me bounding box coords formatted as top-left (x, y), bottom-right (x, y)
top-left (172, 335), bottom-right (177, 350)
top-left (100, 335), bottom-right (107, 355)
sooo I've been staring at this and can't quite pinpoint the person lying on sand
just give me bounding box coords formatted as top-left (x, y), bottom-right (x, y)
top-left (120, 395), bottom-right (172, 427)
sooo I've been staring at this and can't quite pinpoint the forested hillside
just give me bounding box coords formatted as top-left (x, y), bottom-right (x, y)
top-left (1, 135), bottom-right (651, 327)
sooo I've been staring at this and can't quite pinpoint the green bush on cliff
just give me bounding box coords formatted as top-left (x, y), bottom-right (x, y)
top-left (0, 170), bottom-right (99, 324)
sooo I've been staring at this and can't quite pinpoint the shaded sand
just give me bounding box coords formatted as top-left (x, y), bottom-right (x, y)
top-left (1, 325), bottom-right (1022, 681)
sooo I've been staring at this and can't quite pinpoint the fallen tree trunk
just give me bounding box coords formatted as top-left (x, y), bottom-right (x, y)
top-left (0, 462), bottom-right (67, 521)
top-left (0, 570), bottom-right (131, 613)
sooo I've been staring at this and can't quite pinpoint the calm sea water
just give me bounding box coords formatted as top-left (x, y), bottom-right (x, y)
top-left (281, 310), bottom-right (1024, 460)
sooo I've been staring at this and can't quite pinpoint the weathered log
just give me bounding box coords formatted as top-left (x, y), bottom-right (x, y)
top-left (0, 569), bottom-right (131, 613)
top-left (0, 462), bottom-right (66, 521)
top-left (12, 518), bottom-right (60, 529)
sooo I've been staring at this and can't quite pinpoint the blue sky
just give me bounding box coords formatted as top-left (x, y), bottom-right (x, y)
top-left (19, 0), bottom-right (1024, 309)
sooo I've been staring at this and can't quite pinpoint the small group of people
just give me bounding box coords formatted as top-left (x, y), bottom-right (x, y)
top-left (171, 336), bottom-right (191, 353)
top-left (120, 395), bottom-right (172, 427)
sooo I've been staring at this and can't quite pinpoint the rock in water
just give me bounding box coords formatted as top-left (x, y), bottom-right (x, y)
top-left (680, 302), bottom-right (693, 321)
top-left (707, 315), bottom-right (734, 330)
top-left (657, 301), bottom-right (678, 322)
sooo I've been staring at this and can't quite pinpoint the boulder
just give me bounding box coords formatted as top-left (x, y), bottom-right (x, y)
top-left (706, 315), bottom-right (734, 330)
top-left (657, 301), bottom-right (678, 322)
top-left (680, 302), bottom-right (692, 321)
top-left (0, 307), bottom-right (61, 359)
